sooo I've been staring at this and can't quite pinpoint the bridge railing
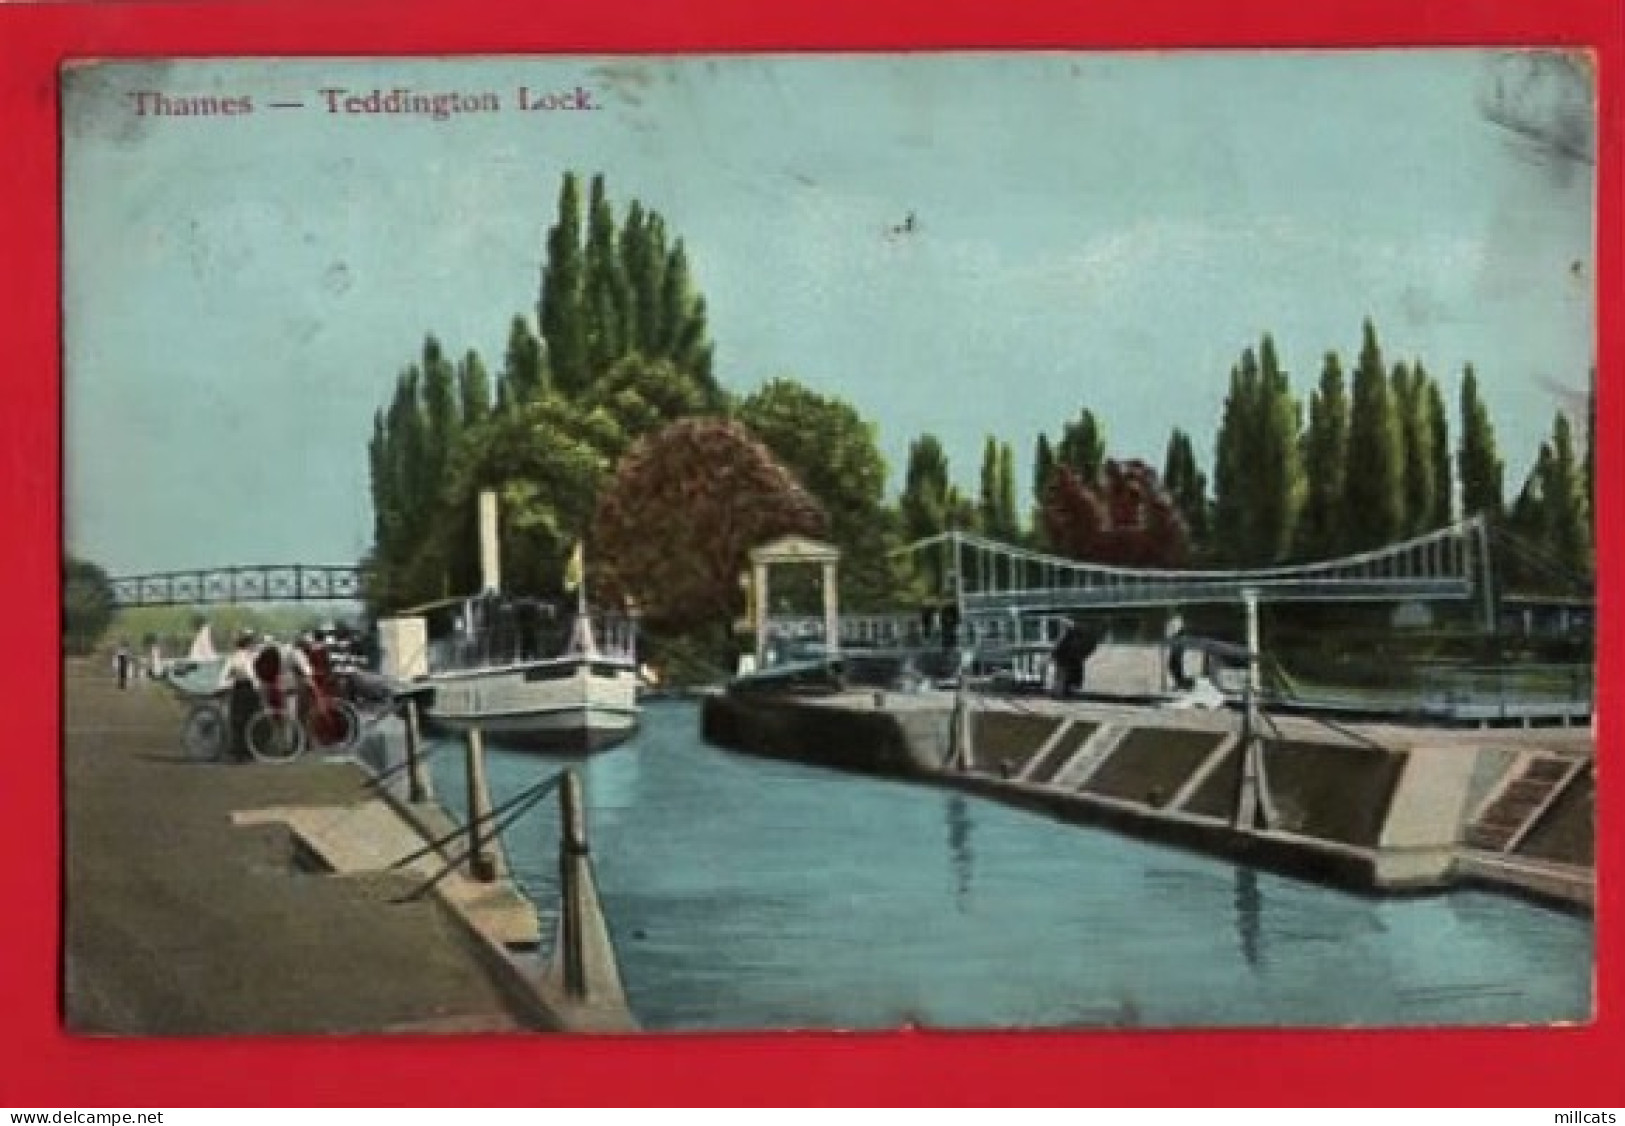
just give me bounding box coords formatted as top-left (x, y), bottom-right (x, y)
top-left (963, 576), bottom-right (1472, 614)
top-left (1416, 662), bottom-right (1594, 711)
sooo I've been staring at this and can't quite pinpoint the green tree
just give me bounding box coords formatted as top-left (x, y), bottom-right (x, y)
top-left (1544, 411), bottom-right (1591, 580)
top-left (997, 441), bottom-right (1019, 542)
top-left (64, 554), bottom-right (116, 656)
top-left (1212, 339), bottom-right (1304, 566)
top-left (1458, 363), bottom-right (1504, 521)
top-left (1212, 351), bottom-right (1258, 564)
top-left (1032, 433), bottom-right (1057, 546)
top-left (1427, 374), bottom-right (1453, 527)
top-left (579, 352), bottom-right (722, 453)
top-left (1394, 360), bottom-right (1436, 536)
top-left (421, 336), bottom-right (459, 494)
top-left (736, 378), bottom-right (897, 609)
top-left (500, 315), bottom-right (546, 409)
top-left (619, 201), bottom-right (655, 354)
top-left (583, 174), bottom-right (631, 378)
top-left (1585, 368), bottom-right (1596, 528)
top-left (1033, 433), bottom-right (1056, 508)
top-left (1057, 408), bottom-right (1106, 485)
top-left (458, 350), bottom-right (492, 431)
top-left (538, 172), bottom-right (588, 398)
top-left (978, 437), bottom-right (1000, 538)
top-left (432, 394), bottom-right (625, 599)
top-left (1252, 334), bottom-right (1305, 563)
top-left (1161, 428), bottom-right (1210, 553)
top-left (1342, 320), bottom-right (1404, 551)
top-left (1298, 351), bottom-right (1349, 559)
top-left (900, 435), bottom-right (952, 544)
top-left (899, 434), bottom-right (957, 595)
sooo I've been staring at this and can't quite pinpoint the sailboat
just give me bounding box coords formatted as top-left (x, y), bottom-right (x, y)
top-left (413, 491), bottom-right (641, 753)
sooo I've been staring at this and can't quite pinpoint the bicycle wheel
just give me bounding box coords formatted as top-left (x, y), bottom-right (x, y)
top-left (246, 709), bottom-right (305, 764)
top-left (306, 697), bottom-right (362, 755)
top-left (181, 703), bottom-right (227, 762)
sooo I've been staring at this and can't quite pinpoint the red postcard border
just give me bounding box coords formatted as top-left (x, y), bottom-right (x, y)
top-left (2, 0), bottom-right (1620, 1107)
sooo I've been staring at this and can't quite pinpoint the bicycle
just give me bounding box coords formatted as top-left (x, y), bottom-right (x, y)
top-left (245, 682), bottom-right (363, 764)
top-left (177, 682), bottom-right (362, 764)
top-left (180, 691), bottom-right (231, 762)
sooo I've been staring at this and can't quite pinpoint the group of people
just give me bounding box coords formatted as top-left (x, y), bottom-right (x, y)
top-left (215, 627), bottom-right (350, 762)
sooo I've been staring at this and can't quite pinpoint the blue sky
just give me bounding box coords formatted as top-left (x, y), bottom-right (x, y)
top-left (63, 51), bottom-right (1595, 576)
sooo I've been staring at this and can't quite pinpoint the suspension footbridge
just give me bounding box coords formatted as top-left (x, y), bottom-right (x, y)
top-left (905, 515), bottom-right (1497, 624)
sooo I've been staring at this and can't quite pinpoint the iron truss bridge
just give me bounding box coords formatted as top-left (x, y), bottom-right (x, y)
top-left (109, 565), bottom-right (364, 607)
top-left (896, 515), bottom-right (1494, 621)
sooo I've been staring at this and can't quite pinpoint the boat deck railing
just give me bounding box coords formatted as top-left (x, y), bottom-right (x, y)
top-left (427, 613), bottom-right (637, 675)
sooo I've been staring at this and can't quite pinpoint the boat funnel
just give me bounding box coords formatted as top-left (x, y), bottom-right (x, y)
top-left (478, 488), bottom-right (502, 594)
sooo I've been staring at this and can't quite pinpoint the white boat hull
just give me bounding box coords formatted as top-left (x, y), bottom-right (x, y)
top-left (423, 658), bottom-right (640, 753)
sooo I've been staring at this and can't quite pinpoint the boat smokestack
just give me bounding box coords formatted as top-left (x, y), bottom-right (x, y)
top-left (478, 488), bottom-right (502, 594)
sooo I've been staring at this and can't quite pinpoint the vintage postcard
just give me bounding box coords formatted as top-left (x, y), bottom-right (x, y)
top-left (61, 51), bottom-right (1596, 1037)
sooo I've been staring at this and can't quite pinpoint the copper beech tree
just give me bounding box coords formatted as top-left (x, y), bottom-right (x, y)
top-left (591, 417), bottom-right (829, 631)
top-left (1040, 459), bottom-right (1190, 569)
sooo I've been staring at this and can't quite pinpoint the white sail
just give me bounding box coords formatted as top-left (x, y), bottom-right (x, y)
top-left (187, 623), bottom-right (217, 660)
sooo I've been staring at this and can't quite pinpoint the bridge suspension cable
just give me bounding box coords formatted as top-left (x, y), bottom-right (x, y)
top-left (893, 515), bottom-right (1494, 621)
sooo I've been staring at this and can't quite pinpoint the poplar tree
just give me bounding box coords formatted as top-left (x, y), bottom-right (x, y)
top-left (421, 336), bottom-right (459, 492)
top-left (583, 173), bottom-right (631, 378)
top-left (538, 171), bottom-right (588, 398)
top-left (1212, 352), bottom-right (1258, 564)
top-left (997, 441), bottom-right (1019, 542)
top-left (978, 436), bottom-right (1000, 537)
top-left (458, 350), bottom-right (492, 430)
top-left (1161, 427), bottom-right (1210, 551)
top-left (1545, 411), bottom-right (1591, 580)
top-left (1299, 352), bottom-right (1349, 559)
top-left (1253, 335), bottom-right (1305, 564)
top-left (657, 240), bottom-right (716, 392)
top-left (500, 316), bottom-right (545, 409)
top-left (1033, 433), bottom-right (1056, 500)
top-left (1585, 368), bottom-right (1596, 528)
top-left (900, 434), bottom-right (956, 593)
top-left (1427, 376), bottom-right (1453, 527)
top-left (901, 435), bottom-right (953, 545)
top-left (1342, 320), bottom-right (1404, 551)
top-left (1057, 408), bottom-right (1106, 485)
top-left (631, 211), bottom-right (669, 356)
top-left (1395, 360), bottom-right (1437, 536)
top-left (1031, 434), bottom-right (1057, 547)
top-left (1458, 364), bottom-right (1504, 521)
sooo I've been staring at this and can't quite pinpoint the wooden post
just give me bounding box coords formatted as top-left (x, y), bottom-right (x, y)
top-left (559, 769), bottom-right (589, 998)
top-left (403, 698), bottom-right (429, 804)
top-left (464, 727), bottom-right (497, 882)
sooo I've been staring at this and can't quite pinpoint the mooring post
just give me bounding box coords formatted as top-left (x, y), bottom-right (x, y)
top-left (559, 769), bottom-right (589, 998)
top-left (957, 678), bottom-right (975, 772)
top-left (1234, 589), bottom-right (1278, 831)
top-left (464, 727), bottom-right (497, 882)
top-left (403, 698), bottom-right (429, 804)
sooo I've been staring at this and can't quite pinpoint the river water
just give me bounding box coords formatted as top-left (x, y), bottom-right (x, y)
top-left (426, 700), bottom-right (1592, 1033)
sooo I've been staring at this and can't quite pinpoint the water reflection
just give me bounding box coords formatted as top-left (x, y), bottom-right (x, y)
top-left (946, 795), bottom-right (975, 909)
top-left (1235, 866), bottom-right (1263, 969)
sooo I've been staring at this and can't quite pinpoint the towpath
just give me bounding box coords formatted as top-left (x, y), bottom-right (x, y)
top-left (63, 658), bottom-right (532, 1035)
